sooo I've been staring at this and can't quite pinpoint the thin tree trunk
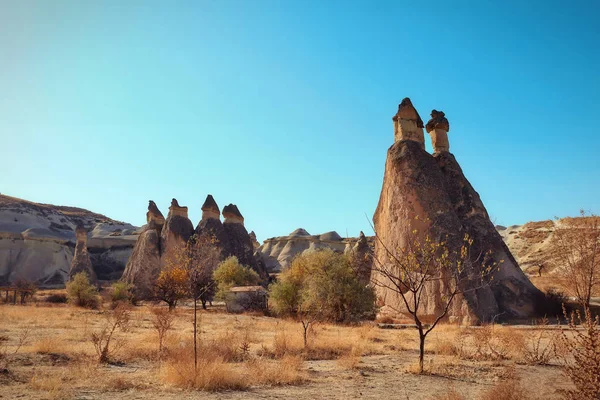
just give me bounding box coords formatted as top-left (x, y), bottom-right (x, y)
top-left (419, 329), bottom-right (425, 374)
top-left (194, 298), bottom-right (198, 373)
top-left (302, 321), bottom-right (309, 348)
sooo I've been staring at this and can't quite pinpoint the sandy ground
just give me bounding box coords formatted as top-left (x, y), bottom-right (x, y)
top-left (0, 298), bottom-right (575, 400)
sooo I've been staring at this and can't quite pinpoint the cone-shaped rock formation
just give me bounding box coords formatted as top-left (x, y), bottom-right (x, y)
top-left (69, 223), bottom-right (97, 283)
top-left (122, 201), bottom-right (163, 299)
top-left (373, 98), bottom-right (541, 323)
top-left (160, 198), bottom-right (194, 266)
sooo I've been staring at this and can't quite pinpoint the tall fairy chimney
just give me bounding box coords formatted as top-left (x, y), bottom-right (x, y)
top-left (392, 97), bottom-right (425, 148)
top-left (222, 204), bottom-right (244, 225)
top-left (167, 198), bottom-right (189, 218)
top-left (425, 110), bottom-right (450, 154)
top-left (201, 195), bottom-right (220, 221)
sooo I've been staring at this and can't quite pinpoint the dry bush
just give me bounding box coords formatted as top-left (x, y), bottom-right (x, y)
top-left (90, 304), bottom-right (131, 363)
top-left (247, 355), bottom-right (304, 385)
top-left (518, 318), bottom-right (555, 365)
top-left (337, 345), bottom-right (363, 370)
top-left (479, 379), bottom-right (531, 400)
top-left (0, 326), bottom-right (31, 370)
top-left (30, 372), bottom-right (70, 399)
top-left (431, 334), bottom-right (460, 356)
top-left (266, 324), bottom-right (356, 360)
top-left (162, 356), bottom-right (249, 391)
top-left (456, 325), bottom-right (520, 361)
top-left (434, 386), bottom-right (466, 400)
top-left (33, 337), bottom-right (64, 355)
top-left (151, 307), bottom-right (174, 357)
top-left (557, 306), bottom-right (600, 400)
top-left (104, 375), bottom-right (137, 391)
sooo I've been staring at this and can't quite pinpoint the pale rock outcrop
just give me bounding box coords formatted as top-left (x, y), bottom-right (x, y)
top-left (249, 231), bottom-right (260, 250)
top-left (425, 110), bottom-right (450, 153)
top-left (69, 223), bottom-right (97, 283)
top-left (0, 194), bottom-right (137, 286)
top-left (392, 98), bottom-right (425, 148)
top-left (350, 231), bottom-right (373, 284)
top-left (258, 229), bottom-right (369, 272)
top-left (373, 98), bottom-right (541, 323)
top-left (160, 199), bottom-right (194, 265)
top-left (122, 201), bottom-right (164, 299)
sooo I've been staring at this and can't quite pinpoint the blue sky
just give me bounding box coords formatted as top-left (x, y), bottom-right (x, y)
top-left (1, 0), bottom-right (599, 241)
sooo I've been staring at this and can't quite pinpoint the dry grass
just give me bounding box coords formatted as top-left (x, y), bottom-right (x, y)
top-left (479, 379), bottom-right (532, 400)
top-left (0, 296), bottom-right (577, 398)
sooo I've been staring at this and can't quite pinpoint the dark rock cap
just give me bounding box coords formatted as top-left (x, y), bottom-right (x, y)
top-left (393, 97), bottom-right (424, 128)
top-left (223, 204), bottom-right (243, 219)
top-left (171, 198), bottom-right (181, 208)
top-left (425, 109), bottom-right (450, 133)
top-left (148, 200), bottom-right (164, 218)
top-left (202, 194), bottom-right (220, 214)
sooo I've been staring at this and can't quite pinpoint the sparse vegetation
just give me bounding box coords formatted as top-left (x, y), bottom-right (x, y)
top-left (550, 211), bottom-right (600, 308)
top-left (269, 249), bottom-right (377, 347)
top-left (213, 256), bottom-right (261, 301)
top-left (66, 272), bottom-right (100, 309)
top-left (372, 223), bottom-right (497, 373)
top-left (110, 281), bottom-right (133, 305)
top-left (557, 306), bottom-right (600, 399)
top-left (90, 304), bottom-right (131, 363)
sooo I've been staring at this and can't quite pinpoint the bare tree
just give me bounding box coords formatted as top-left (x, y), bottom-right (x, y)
top-left (551, 211), bottom-right (600, 308)
top-left (151, 307), bottom-right (174, 360)
top-left (183, 234), bottom-right (221, 372)
top-left (557, 305), bottom-right (600, 399)
top-left (372, 224), bottom-right (496, 373)
top-left (90, 304), bottom-right (130, 363)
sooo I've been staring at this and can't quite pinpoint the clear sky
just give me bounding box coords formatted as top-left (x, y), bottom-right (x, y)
top-left (1, 0), bottom-right (599, 242)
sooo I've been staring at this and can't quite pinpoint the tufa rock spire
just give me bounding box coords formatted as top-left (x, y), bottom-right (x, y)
top-left (392, 97), bottom-right (425, 147)
top-left (168, 198), bottom-right (189, 218)
top-left (223, 204), bottom-right (244, 225)
top-left (201, 195), bottom-right (220, 221)
top-left (69, 222), bottom-right (97, 283)
top-left (426, 110), bottom-right (450, 154)
top-left (373, 98), bottom-right (541, 324)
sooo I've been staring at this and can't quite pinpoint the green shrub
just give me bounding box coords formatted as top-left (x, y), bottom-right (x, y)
top-left (66, 272), bottom-right (100, 309)
top-left (110, 281), bottom-right (133, 305)
top-left (213, 256), bottom-right (261, 300)
top-left (269, 249), bottom-right (377, 323)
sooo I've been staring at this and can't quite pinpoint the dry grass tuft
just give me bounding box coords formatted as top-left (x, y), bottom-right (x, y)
top-left (161, 357), bottom-right (250, 391)
top-left (336, 345), bottom-right (363, 370)
top-left (434, 386), bottom-right (466, 400)
top-left (33, 337), bottom-right (64, 355)
top-left (247, 355), bottom-right (304, 386)
top-left (30, 372), bottom-right (70, 399)
top-left (479, 379), bottom-right (531, 400)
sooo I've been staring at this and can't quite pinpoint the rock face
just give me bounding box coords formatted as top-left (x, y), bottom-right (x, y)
top-left (221, 203), bottom-right (266, 278)
top-left (160, 199), bottom-right (194, 266)
top-left (258, 229), bottom-right (372, 273)
top-left (0, 194), bottom-right (138, 286)
top-left (121, 201), bottom-right (164, 299)
top-left (425, 109), bottom-right (450, 153)
top-left (125, 195), bottom-right (267, 298)
top-left (69, 223), bottom-right (97, 283)
top-left (350, 231), bottom-right (373, 284)
top-left (373, 98), bottom-right (541, 323)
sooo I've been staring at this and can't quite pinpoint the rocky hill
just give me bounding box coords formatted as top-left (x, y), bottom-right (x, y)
top-left (0, 194), bottom-right (138, 286)
top-left (258, 228), bottom-right (374, 273)
top-left (372, 98), bottom-right (541, 323)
